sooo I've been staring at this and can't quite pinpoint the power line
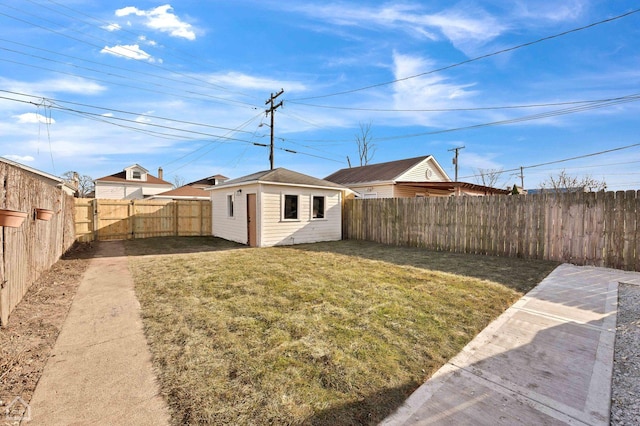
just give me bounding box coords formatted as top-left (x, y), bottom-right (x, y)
top-left (287, 93), bottom-right (640, 112)
top-left (457, 143), bottom-right (640, 181)
top-left (373, 94), bottom-right (640, 141)
top-left (39, 0), bottom-right (254, 99)
top-left (0, 39), bottom-right (256, 107)
top-left (0, 90), bottom-right (255, 134)
top-left (289, 8), bottom-right (640, 101)
top-left (1, 93), bottom-right (344, 170)
top-left (0, 5), bottom-right (256, 105)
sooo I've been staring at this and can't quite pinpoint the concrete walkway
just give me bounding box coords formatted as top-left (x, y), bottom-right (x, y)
top-left (382, 264), bottom-right (640, 426)
top-left (29, 241), bottom-right (170, 425)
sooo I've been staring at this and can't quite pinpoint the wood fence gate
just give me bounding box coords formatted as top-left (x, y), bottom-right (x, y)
top-left (75, 199), bottom-right (212, 242)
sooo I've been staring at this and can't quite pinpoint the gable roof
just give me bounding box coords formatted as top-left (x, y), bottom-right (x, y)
top-left (124, 164), bottom-right (148, 173)
top-left (209, 168), bottom-right (348, 191)
top-left (95, 171), bottom-right (172, 185)
top-left (325, 155), bottom-right (433, 185)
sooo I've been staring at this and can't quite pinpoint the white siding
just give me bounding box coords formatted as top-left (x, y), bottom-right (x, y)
top-left (397, 157), bottom-right (449, 182)
top-left (95, 182), bottom-right (171, 199)
top-left (210, 184), bottom-right (257, 244)
top-left (349, 184), bottom-right (395, 199)
top-left (259, 185), bottom-right (342, 247)
top-left (95, 183), bottom-right (127, 199)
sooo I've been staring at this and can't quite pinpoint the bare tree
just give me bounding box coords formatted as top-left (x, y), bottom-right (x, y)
top-left (62, 171), bottom-right (94, 197)
top-left (172, 175), bottom-right (186, 189)
top-left (355, 122), bottom-right (376, 166)
top-left (474, 168), bottom-right (504, 188)
top-left (540, 170), bottom-right (607, 193)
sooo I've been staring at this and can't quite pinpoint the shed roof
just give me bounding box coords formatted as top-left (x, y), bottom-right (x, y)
top-left (325, 155), bottom-right (431, 185)
top-left (210, 168), bottom-right (347, 190)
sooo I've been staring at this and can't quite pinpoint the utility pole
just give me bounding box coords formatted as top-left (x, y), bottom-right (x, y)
top-left (265, 89), bottom-right (284, 170)
top-left (448, 146), bottom-right (465, 182)
top-left (518, 166), bottom-right (525, 189)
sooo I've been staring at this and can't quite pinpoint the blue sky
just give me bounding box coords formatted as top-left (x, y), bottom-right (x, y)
top-left (1, 1), bottom-right (639, 190)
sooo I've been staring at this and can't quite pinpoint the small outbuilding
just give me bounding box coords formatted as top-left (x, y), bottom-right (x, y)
top-left (208, 168), bottom-right (351, 247)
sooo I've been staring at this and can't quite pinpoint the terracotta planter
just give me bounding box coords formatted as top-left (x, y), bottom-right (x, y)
top-left (35, 208), bottom-right (55, 221)
top-left (0, 209), bottom-right (28, 228)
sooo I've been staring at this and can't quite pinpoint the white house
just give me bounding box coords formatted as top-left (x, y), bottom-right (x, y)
top-left (208, 168), bottom-right (351, 247)
top-left (94, 164), bottom-right (173, 199)
top-left (325, 155), bottom-right (508, 197)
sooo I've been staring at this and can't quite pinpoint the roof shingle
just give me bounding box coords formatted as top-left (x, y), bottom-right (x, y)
top-left (324, 156), bottom-right (430, 185)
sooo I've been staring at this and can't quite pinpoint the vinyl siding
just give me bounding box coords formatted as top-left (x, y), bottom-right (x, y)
top-left (259, 186), bottom-right (342, 247)
top-left (397, 157), bottom-right (448, 182)
top-left (349, 184), bottom-right (395, 199)
top-left (211, 183), bottom-right (343, 247)
top-left (95, 183), bottom-right (170, 199)
top-left (210, 184), bottom-right (257, 244)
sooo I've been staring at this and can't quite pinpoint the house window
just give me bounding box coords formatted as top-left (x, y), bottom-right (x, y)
top-left (227, 194), bottom-right (234, 217)
top-left (132, 171), bottom-right (141, 180)
top-left (283, 194), bottom-right (298, 220)
top-left (312, 196), bottom-right (325, 219)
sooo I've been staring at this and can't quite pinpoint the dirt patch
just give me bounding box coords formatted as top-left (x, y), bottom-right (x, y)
top-left (0, 243), bottom-right (94, 420)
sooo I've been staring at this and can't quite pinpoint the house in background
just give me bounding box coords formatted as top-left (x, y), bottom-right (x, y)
top-left (208, 168), bottom-right (351, 247)
top-left (325, 155), bottom-right (509, 197)
top-left (150, 174), bottom-right (229, 201)
top-left (94, 164), bottom-right (172, 200)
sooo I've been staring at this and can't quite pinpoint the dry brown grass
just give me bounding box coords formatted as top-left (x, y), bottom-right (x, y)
top-left (0, 243), bottom-right (93, 417)
top-left (127, 237), bottom-right (559, 425)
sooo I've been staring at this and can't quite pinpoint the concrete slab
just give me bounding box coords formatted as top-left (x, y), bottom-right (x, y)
top-left (28, 241), bottom-right (170, 426)
top-left (382, 264), bottom-right (640, 426)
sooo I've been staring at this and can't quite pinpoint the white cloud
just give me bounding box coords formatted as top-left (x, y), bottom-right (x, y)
top-left (102, 23), bottom-right (121, 31)
top-left (13, 112), bottom-right (56, 124)
top-left (289, 3), bottom-right (505, 55)
top-left (115, 4), bottom-right (196, 40)
top-left (0, 77), bottom-right (106, 96)
top-left (2, 154), bottom-right (35, 162)
top-left (101, 44), bottom-right (159, 63)
top-left (207, 72), bottom-right (308, 92)
top-left (390, 52), bottom-right (477, 126)
top-left (512, 0), bottom-right (586, 22)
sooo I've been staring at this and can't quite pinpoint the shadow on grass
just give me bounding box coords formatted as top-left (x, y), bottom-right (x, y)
top-left (62, 237), bottom-right (245, 260)
top-left (293, 240), bottom-right (561, 294)
top-left (92, 236), bottom-right (247, 257)
top-left (303, 381), bottom-right (420, 425)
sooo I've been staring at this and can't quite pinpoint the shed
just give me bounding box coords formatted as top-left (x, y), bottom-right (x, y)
top-left (208, 168), bottom-right (351, 247)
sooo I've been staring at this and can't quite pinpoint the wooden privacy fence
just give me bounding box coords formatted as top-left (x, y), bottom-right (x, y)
top-left (1, 162), bottom-right (75, 326)
top-left (75, 199), bottom-right (212, 242)
top-left (343, 191), bottom-right (640, 271)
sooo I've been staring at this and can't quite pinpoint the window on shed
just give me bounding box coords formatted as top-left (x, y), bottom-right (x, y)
top-left (283, 194), bottom-right (298, 220)
top-left (227, 194), bottom-right (234, 217)
top-left (312, 196), bottom-right (325, 219)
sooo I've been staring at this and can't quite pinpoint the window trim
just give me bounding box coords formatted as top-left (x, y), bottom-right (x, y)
top-left (311, 195), bottom-right (326, 220)
top-left (282, 193), bottom-right (300, 221)
top-left (227, 193), bottom-right (235, 218)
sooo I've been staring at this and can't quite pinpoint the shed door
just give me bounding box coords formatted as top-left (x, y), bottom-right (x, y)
top-left (246, 193), bottom-right (257, 247)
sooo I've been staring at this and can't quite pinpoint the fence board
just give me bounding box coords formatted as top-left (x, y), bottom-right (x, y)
top-left (1, 162), bottom-right (75, 326)
top-left (74, 199), bottom-right (212, 242)
top-left (343, 191), bottom-right (640, 272)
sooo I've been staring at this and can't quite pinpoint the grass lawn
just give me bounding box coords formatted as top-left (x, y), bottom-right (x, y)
top-left (126, 237), bottom-right (559, 425)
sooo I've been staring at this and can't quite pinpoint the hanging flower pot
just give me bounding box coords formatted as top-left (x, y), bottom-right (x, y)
top-left (35, 208), bottom-right (55, 221)
top-left (0, 209), bottom-right (28, 228)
